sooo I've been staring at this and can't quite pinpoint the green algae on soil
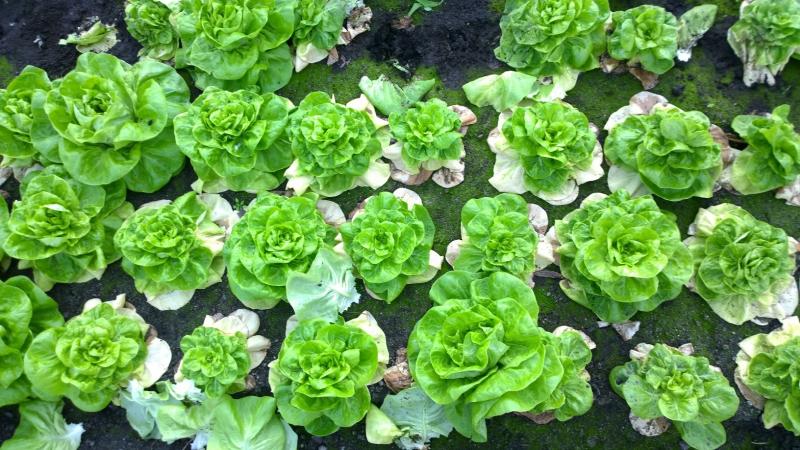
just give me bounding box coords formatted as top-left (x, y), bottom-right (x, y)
top-left (1, 0), bottom-right (799, 449)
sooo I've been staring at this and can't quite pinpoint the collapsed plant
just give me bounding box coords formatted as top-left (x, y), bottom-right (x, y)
top-left (611, 343), bottom-right (739, 450)
top-left (114, 192), bottom-right (234, 310)
top-left (685, 204), bottom-right (798, 325)
top-left (552, 190), bottom-right (693, 323)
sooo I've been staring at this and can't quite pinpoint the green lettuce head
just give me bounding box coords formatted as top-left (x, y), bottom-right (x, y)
top-left (285, 92), bottom-right (390, 197)
top-left (269, 311), bottom-right (389, 436)
top-left (495, 0), bottom-right (610, 94)
top-left (114, 192), bottom-right (232, 310)
top-left (387, 99), bottom-right (465, 174)
top-left (23, 295), bottom-right (171, 412)
top-left (489, 101), bottom-right (603, 205)
top-left (174, 87), bottom-right (294, 193)
top-left (727, 105), bottom-right (800, 199)
top-left (608, 5), bottom-right (679, 75)
top-left (686, 204), bottom-right (797, 325)
top-left (728, 0), bottom-right (800, 86)
top-left (0, 166), bottom-right (132, 290)
top-left (605, 102), bottom-right (722, 201)
top-left (340, 189), bottom-right (439, 302)
top-left (0, 276), bottom-right (63, 407)
top-left (293, 0), bottom-right (347, 51)
top-left (448, 193), bottom-right (552, 282)
top-left (555, 191), bottom-right (693, 323)
top-left (31, 53), bottom-right (189, 193)
top-left (611, 343), bottom-right (739, 450)
top-left (174, 0), bottom-right (295, 92)
top-left (736, 316), bottom-right (800, 436)
top-left (224, 192), bottom-right (337, 309)
top-left (408, 271), bottom-right (594, 442)
top-left (125, 0), bottom-right (181, 60)
top-left (0, 66), bottom-right (51, 168)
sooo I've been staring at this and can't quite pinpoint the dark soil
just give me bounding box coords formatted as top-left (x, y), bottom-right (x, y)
top-left (1, 0), bottom-right (800, 449)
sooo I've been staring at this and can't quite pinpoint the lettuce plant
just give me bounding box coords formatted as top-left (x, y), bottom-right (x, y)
top-left (728, 0), bottom-right (800, 86)
top-left (0, 66), bottom-right (51, 169)
top-left (114, 192), bottom-right (230, 310)
top-left (0, 166), bottom-right (132, 290)
top-left (174, 87), bottom-right (294, 193)
top-left (292, 0), bottom-right (348, 70)
top-left (488, 101), bottom-right (603, 205)
top-left (31, 53), bottom-right (188, 193)
top-left (611, 343), bottom-right (739, 450)
top-left (286, 248), bottom-right (360, 322)
top-left (1, 401), bottom-right (84, 450)
top-left (340, 190), bottom-right (439, 302)
top-left (554, 191), bottom-right (693, 323)
top-left (495, 0), bottom-right (610, 95)
top-left (608, 6), bottom-right (679, 75)
top-left (358, 75), bottom-right (436, 117)
top-left (728, 105), bottom-right (800, 197)
top-left (605, 104), bottom-right (722, 201)
top-left (448, 194), bottom-right (541, 281)
top-left (0, 276), bottom-right (63, 407)
top-left (462, 71), bottom-right (540, 113)
top-left (176, 309), bottom-right (270, 398)
top-left (735, 316), bottom-right (800, 436)
top-left (366, 386), bottom-right (453, 449)
top-left (269, 312), bottom-right (389, 436)
top-left (174, 0), bottom-right (295, 92)
top-left (225, 192), bottom-right (337, 309)
top-left (387, 99), bottom-right (465, 175)
top-left (125, 0), bottom-right (181, 60)
top-left (24, 295), bottom-right (170, 412)
top-left (285, 92), bottom-right (390, 197)
top-left (686, 204), bottom-right (797, 325)
top-left (408, 271), bottom-right (594, 442)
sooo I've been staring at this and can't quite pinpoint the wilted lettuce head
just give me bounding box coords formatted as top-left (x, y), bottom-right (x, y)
top-left (224, 192), bottom-right (336, 309)
top-left (605, 105), bottom-right (722, 201)
top-left (555, 190), bottom-right (692, 323)
top-left (125, 0), bottom-right (180, 60)
top-left (340, 191), bottom-right (437, 302)
top-left (610, 343), bottom-right (739, 450)
top-left (729, 104), bottom-right (800, 195)
top-left (608, 5), bottom-right (679, 74)
top-left (174, 87), bottom-right (294, 193)
top-left (495, 0), bottom-right (610, 81)
top-left (728, 0), bottom-right (800, 86)
top-left (0, 66), bottom-right (51, 165)
top-left (0, 166), bottom-right (130, 290)
top-left (686, 203), bottom-right (797, 325)
top-left (31, 53), bottom-right (189, 193)
top-left (174, 0), bottom-right (295, 92)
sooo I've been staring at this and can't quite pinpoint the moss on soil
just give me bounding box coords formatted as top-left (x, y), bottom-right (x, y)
top-left (0, 0), bottom-right (799, 449)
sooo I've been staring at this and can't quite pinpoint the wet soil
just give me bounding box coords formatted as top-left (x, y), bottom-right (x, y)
top-left (1, 0), bottom-right (800, 449)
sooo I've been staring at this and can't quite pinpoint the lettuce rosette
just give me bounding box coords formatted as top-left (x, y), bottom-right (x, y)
top-left (0, 166), bottom-right (132, 290)
top-left (604, 92), bottom-right (724, 201)
top-left (30, 53), bottom-right (189, 193)
top-left (269, 311), bottom-right (389, 436)
top-left (174, 0), bottom-right (295, 92)
top-left (552, 190), bottom-right (693, 323)
top-left (176, 309), bottom-right (270, 398)
top-left (292, 1), bottom-right (373, 71)
top-left (174, 87), bottom-right (295, 193)
top-left (446, 193), bottom-right (555, 283)
top-left (728, 0), bottom-right (800, 86)
top-left (685, 204), bottom-right (798, 325)
top-left (735, 316), bottom-right (800, 436)
top-left (0, 276), bottom-right (63, 407)
top-left (125, 0), bottom-right (181, 60)
top-left (611, 343), bottom-right (739, 450)
top-left (114, 191), bottom-right (236, 310)
top-left (722, 104), bottom-right (800, 206)
top-left (23, 294), bottom-right (171, 412)
top-left (339, 189), bottom-right (440, 302)
top-left (224, 192), bottom-right (338, 309)
top-left (285, 92), bottom-right (391, 197)
top-left (0, 66), bottom-right (51, 173)
top-left (488, 100), bottom-right (603, 205)
top-left (408, 271), bottom-right (595, 443)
